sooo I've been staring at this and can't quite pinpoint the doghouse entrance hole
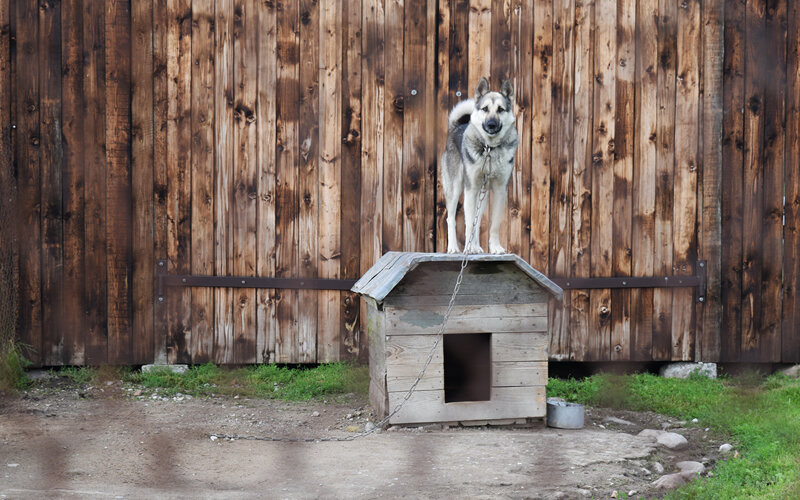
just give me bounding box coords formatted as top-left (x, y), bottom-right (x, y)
top-left (443, 333), bottom-right (491, 403)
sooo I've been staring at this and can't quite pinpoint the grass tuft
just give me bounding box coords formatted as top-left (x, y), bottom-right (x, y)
top-left (0, 341), bottom-right (31, 392)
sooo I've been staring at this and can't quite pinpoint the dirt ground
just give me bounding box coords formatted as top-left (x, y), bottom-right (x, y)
top-left (1, 374), bottom-right (726, 499)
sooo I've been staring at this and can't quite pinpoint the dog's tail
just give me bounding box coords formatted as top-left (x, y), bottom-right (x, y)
top-left (448, 99), bottom-right (474, 132)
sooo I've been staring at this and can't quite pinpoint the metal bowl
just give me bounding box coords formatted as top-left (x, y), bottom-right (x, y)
top-left (546, 398), bottom-right (585, 429)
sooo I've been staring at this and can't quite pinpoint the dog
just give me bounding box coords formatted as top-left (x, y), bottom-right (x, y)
top-left (441, 77), bottom-right (518, 254)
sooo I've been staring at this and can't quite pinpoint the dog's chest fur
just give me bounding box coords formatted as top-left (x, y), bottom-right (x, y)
top-left (459, 124), bottom-right (518, 182)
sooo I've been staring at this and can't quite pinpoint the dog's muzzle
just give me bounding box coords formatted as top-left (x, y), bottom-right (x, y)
top-left (483, 119), bottom-right (502, 135)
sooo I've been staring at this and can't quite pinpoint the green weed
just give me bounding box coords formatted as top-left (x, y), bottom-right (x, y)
top-left (55, 366), bottom-right (97, 385)
top-left (0, 341), bottom-right (31, 392)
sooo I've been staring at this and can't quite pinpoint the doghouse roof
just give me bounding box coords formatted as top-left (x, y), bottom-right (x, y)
top-left (352, 252), bottom-right (563, 302)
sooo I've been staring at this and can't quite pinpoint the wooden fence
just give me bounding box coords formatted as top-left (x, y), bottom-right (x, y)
top-left (1, 0), bottom-right (798, 366)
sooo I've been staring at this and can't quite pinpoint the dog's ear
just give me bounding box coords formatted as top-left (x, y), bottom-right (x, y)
top-left (474, 77), bottom-right (490, 100)
top-left (501, 79), bottom-right (514, 104)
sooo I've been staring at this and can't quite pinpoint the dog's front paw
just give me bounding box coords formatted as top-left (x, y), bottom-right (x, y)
top-left (489, 243), bottom-right (507, 255)
top-left (464, 243), bottom-right (484, 254)
top-left (446, 243), bottom-right (461, 254)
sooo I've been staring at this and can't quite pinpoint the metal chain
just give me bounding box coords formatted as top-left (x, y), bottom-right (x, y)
top-left (212, 168), bottom-right (492, 443)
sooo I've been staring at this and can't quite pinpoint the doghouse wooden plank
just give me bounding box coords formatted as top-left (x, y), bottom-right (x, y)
top-left (106, 0), bottom-right (133, 364)
top-left (166, 0), bottom-right (192, 364)
top-left (14, 0), bottom-right (42, 365)
top-left (741, 0), bottom-right (766, 362)
top-left (386, 363), bottom-right (444, 392)
top-left (40, 0), bottom-right (63, 365)
top-left (256, 0), bottom-right (277, 363)
top-left (785, 2), bottom-right (800, 363)
top-left (720, 0), bottom-right (744, 362)
top-left (389, 302), bottom-right (548, 317)
top-left (275, 0), bottom-right (300, 362)
top-left (671, 0), bottom-right (700, 361)
top-left (153, 0), bottom-right (168, 364)
top-left (382, 0), bottom-right (403, 252)
top-left (388, 386), bottom-right (545, 424)
top-left (369, 378), bottom-right (389, 417)
top-left (190, 0), bottom-right (215, 364)
top-left (385, 307), bottom-right (547, 335)
top-left (508, 1), bottom-right (533, 259)
top-left (530, 0), bottom-right (551, 272)
top-left (652, 0), bottom-right (677, 361)
top-left (491, 332), bottom-right (547, 362)
top-left (759, 0), bottom-right (786, 363)
top-left (82, 0), bottom-right (107, 364)
top-left (568, 0), bottom-right (591, 361)
top-left (611, 0), bottom-right (634, 361)
top-left (385, 334), bottom-right (444, 365)
top-left (588, 0), bottom-right (615, 361)
top-left (367, 299), bottom-right (388, 415)
top-left (339, 0), bottom-right (363, 361)
top-left (319, 0), bottom-right (344, 363)
top-left (631, 0), bottom-right (657, 361)
top-left (60, 0), bottom-right (87, 365)
top-left (492, 361), bottom-right (547, 387)
top-left (298, 0), bottom-right (320, 363)
top-left (131, 0), bottom-right (154, 364)
top-left (214, 0), bottom-right (235, 364)
top-left (548, 0), bottom-right (573, 360)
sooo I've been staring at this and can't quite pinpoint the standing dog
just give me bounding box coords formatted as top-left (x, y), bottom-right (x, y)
top-left (441, 77), bottom-right (518, 254)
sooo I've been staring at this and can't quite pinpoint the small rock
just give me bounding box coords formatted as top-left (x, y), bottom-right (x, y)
top-left (660, 362), bottom-right (717, 379)
top-left (653, 462), bottom-right (665, 474)
top-left (311, 411), bottom-right (320, 417)
top-left (346, 413), bottom-right (353, 420)
top-left (7, 464), bottom-right (19, 468)
top-left (691, 418), bottom-right (699, 423)
top-left (628, 491), bottom-right (637, 497)
top-left (105, 381), bottom-right (114, 386)
top-left (652, 473), bottom-right (686, 490)
top-left (365, 422), bottom-right (375, 432)
top-left (778, 364), bottom-right (800, 378)
top-left (611, 490), bottom-right (618, 498)
top-left (603, 416), bottom-right (634, 426)
top-left (133, 389), bottom-right (142, 396)
top-left (141, 364), bottom-right (189, 374)
top-left (210, 436), bottom-right (218, 441)
top-left (719, 443), bottom-right (733, 453)
top-left (676, 461), bottom-right (705, 480)
top-left (657, 432), bottom-right (688, 450)
top-left (638, 429), bottom-right (664, 440)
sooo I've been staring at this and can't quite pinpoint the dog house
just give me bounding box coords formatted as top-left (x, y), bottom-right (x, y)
top-left (352, 252), bottom-right (563, 425)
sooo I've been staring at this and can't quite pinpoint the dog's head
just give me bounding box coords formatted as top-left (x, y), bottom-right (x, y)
top-left (471, 77), bottom-right (515, 138)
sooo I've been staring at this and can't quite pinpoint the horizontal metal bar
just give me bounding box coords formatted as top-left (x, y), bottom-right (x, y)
top-left (160, 274), bottom-right (358, 291)
top-left (551, 275), bottom-right (701, 290)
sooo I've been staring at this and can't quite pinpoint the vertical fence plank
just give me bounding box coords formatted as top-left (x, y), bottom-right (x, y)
top-left (589, 0), bottom-right (615, 360)
top-left (568, 0), bottom-right (591, 361)
top-left (40, 0), bottom-right (63, 364)
top-left (153, 0), bottom-right (168, 364)
top-left (191, 0), bottom-right (215, 363)
top-left (631, 0), bottom-right (657, 361)
top-left (297, 0), bottom-right (320, 363)
top-left (0, 0), bottom-right (15, 362)
top-left (106, 0), bottom-right (133, 364)
top-left (434, 0), bottom-right (450, 253)
top-left (166, 0), bottom-right (192, 364)
top-left (741, 0), bottom-right (766, 361)
top-left (15, 0), bottom-right (42, 365)
top-left (338, 0), bottom-right (363, 361)
top-left (447, 0), bottom-right (469, 249)
top-left (319, 0), bottom-right (342, 363)
top-left (784, 0), bottom-right (800, 363)
top-left (491, 0), bottom-right (512, 249)
top-left (257, 0), bottom-right (278, 363)
top-left (508, 1), bottom-right (532, 260)
top-left (530, 0), bottom-right (551, 273)
top-left (611, 0), bottom-right (634, 361)
top-left (759, 0), bottom-right (785, 362)
top-left (469, 0), bottom-right (491, 246)
top-left (214, 0), bottom-right (235, 363)
top-left (275, 0), bottom-right (300, 362)
top-left (721, 0), bottom-right (744, 362)
top-left (382, 0), bottom-right (403, 253)
top-left (131, 0), bottom-right (154, 364)
top-left (652, 0), bottom-right (676, 360)
top-left (232, 0), bottom-right (260, 363)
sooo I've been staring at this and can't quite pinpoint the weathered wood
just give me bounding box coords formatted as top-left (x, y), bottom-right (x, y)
top-left (631, 0), bottom-right (657, 361)
top-left (339, 0), bottom-right (363, 362)
top-left (759, 0), bottom-right (785, 362)
top-left (784, 0), bottom-right (800, 363)
top-left (589, 0), bottom-right (616, 360)
top-left (423, 0), bottom-right (436, 255)
top-left (468, 0), bottom-right (492, 95)
top-left (741, 0), bottom-right (766, 361)
top-left (446, 0), bottom-right (469, 247)
top-left (492, 332), bottom-right (547, 361)
top-left (490, 0), bottom-right (512, 250)
top-left (382, 0), bottom-right (403, 252)
top-left (434, 0), bottom-right (450, 253)
top-left (720, 0), bottom-right (744, 362)
top-left (275, 0), bottom-right (300, 362)
top-left (214, 0), bottom-right (235, 364)
top-left (386, 362), bottom-right (443, 392)
top-left (131, 0), bottom-right (154, 364)
top-left (530, 0), bottom-right (551, 273)
top-left (611, 0), bottom-right (634, 361)
top-left (152, 0), bottom-right (168, 364)
top-left (652, 0), bottom-right (677, 361)
top-left (257, 0), bottom-right (278, 363)
top-left (190, 0), bottom-right (215, 363)
top-left (548, 0), bottom-right (573, 359)
top-left (0, 0), bottom-right (13, 359)
top-left (698, 0), bottom-right (723, 362)
top-left (386, 306), bottom-right (548, 335)
top-left (366, 299), bottom-right (388, 415)
top-left (166, 0), bottom-right (192, 364)
top-left (39, 0), bottom-right (63, 364)
top-left (492, 361), bottom-right (547, 387)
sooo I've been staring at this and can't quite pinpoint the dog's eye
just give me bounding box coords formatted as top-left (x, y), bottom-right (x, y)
top-left (481, 106), bottom-right (489, 112)
top-left (498, 107), bottom-right (505, 113)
